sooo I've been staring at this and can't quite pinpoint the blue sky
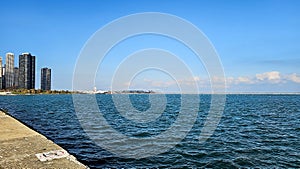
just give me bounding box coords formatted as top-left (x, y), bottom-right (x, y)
top-left (0, 0), bottom-right (299, 92)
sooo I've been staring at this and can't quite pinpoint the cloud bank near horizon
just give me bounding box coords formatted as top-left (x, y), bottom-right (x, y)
top-left (108, 71), bottom-right (300, 93)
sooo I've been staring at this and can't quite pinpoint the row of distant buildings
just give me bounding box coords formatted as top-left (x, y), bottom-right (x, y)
top-left (0, 52), bottom-right (51, 91)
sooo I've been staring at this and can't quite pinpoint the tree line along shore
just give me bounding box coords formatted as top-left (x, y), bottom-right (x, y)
top-left (0, 89), bottom-right (156, 95)
top-left (0, 89), bottom-right (78, 94)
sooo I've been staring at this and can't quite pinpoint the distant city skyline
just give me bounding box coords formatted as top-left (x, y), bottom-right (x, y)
top-left (1, 0), bottom-right (300, 92)
top-left (0, 52), bottom-right (51, 91)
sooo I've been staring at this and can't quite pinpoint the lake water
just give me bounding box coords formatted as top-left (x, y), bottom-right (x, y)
top-left (0, 94), bottom-right (299, 168)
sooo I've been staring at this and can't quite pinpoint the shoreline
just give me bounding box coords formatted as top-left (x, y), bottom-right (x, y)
top-left (0, 92), bottom-right (300, 96)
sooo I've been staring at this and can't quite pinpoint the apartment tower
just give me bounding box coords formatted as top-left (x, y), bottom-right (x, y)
top-left (5, 53), bottom-right (14, 89)
top-left (41, 67), bottom-right (51, 91)
top-left (19, 53), bottom-right (35, 89)
top-left (13, 67), bottom-right (19, 88)
top-left (0, 57), bottom-right (2, 89)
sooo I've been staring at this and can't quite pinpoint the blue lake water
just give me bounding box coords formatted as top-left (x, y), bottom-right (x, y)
top-left (0, 94), bottom-right (299, 168)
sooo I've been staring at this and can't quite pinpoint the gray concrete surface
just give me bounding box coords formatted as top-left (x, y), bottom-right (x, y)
top-left (0, 111), bottom-right (88, 169)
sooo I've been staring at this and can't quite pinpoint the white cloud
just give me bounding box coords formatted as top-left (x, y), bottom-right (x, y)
top-left (142, 78), bottom-right (175, 88)
top-left (142, 76), bottom-right (202, 88)
top-left (123, 82), bottom-right (131, 87)
top-left (226, 77), bottom-right (235, 84)
top-left (286, 73), bottom-right (300, 83)
top-left (236, 77), bottom-right (254, 84)
top-left (211, 76), bottom-right (226, 83)
top-left (256, 71), bottom-right (281, 83)
top-left (193, 76), bottom-right (200, 82)
top-left (223, 76), bottom-right (254, 85)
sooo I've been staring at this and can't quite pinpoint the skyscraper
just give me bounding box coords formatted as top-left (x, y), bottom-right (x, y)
top-left (41, 68), bottom-right (51, 91)
top-left (1, 65), bottom-right (5, 89)
top-left (13, 67), bottom-right (19, 88)
top-left (5, 52), bottom-right (14, 89)
top-left (19, 53), bottom-right (35, 89)
top-left (0, 57), bottom-right (2, 90)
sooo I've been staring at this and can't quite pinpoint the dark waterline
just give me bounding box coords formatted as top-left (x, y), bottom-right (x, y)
top-left (0, 94), bottom-right (299, 168)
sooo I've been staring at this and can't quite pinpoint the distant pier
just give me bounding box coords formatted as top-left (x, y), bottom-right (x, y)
top-left (0, 110), bottom-right (87, 168)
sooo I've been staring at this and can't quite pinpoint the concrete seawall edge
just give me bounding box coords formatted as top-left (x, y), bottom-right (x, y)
top-left (0, 110), bottom-right (88, 169)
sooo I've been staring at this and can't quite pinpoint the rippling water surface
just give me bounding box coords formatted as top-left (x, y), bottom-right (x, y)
top-left (0, 94), bottom-right (299, 168)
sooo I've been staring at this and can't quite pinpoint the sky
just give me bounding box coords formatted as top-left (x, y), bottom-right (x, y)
top-left (0, 0), bottom-right (300, 93)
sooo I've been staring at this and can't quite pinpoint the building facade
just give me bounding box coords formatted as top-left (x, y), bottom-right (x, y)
top-left (1, 65), bottom-right (5, 89)
top-left (5, 53), bottom-right (14, 89)
top-left (13, 67), bottom-right (19, 88)
top-left (41, 67), bottom-right (51, 90)
top-left (19, 53), bottom-right (35, 89)
top-left (0, 57), bottom-right (2, 90)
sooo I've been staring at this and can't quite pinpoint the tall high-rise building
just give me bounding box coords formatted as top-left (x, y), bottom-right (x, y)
top-left (13, 67), bottom-right (19, 88)
top-left (1, 65), bottom-right (5, 89)
top-left (5, 52), bottom-right (14, 89)
top-left (0, 57), bottom-right (2, 90)
top-left (19, 53), bottom-right (35, 89)
top-left (41, 67), bottom-right (51, 91)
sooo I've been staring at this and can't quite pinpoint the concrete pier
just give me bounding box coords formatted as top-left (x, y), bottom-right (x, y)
top-left (0, 110), bottom-right (87, 169)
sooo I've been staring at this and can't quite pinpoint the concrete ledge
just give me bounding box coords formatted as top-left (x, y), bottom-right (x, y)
top-left (0, 111), bottom-right (88, 169)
